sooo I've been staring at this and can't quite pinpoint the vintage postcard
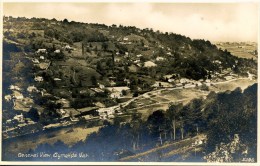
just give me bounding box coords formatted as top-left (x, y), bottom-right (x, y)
top-left (1, 1), bottom-right (259, 165)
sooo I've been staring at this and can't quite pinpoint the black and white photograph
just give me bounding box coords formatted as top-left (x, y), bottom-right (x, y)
top-left (1, 1), bottom-right (259, 164)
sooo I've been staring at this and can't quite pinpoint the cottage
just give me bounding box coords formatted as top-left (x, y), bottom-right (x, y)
top-left (98, 83), bottom-right (105, 89)
top-left (36, 49), bottom-right (47, 54)
top-left (97, 107), bottom-right (115, 116)
top-left (95, 102), bottom-right (105, 108)
top-left (65, 45), bottom-right (73, 51)
top-left (12, 90), bottom-right (24, 99)
top-left (156, 57), bottom-right (165, 61)
top-left (13, 114), bottom-right (24, 123)
top-left (32, 58), bottom-right (40, 64)
top-left (38, 62), bottom-right (50, 70)
top-left (136, 54), bottom-right (143, 58)
top-left (144, 61), bottom-right (157, 68)
top-left (54, 49), bottom-right (61, 54)
top-left (4, 95), bottom-right (12, 102)
top-left (9, 85), bottom-right (21, 91)
top-left (34, 76), bottom-right (43, 82)
top-left (106, 86), bottom-right (130, 98)
top-left (77, 107), bottom-right (99, 117)
top-left (224, 76), bottom-right (233, 81)
top-left (123, 37), bottom-right (129, 41)
top-left (40, 56), bottom-right (45, 60)
top-left (56, 98), bottom-right (70, 108)
top-left (27, 85), bottom-right (38, 93)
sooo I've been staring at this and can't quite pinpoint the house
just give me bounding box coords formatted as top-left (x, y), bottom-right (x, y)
top-left (4, 95), bottom-right (12, 102)
top-left (152, 81), bottom-right (172, 88)
top-left (54, 78), bottom-right (62, 81)
top-left (54, 49), bottom-right (61, 53)
top-left (136, 54), bottom-right (143, 58)
top-left (156, 57), bottom-right (165, 61)
top-left (9, 85), bottom-right (21, 91)
top-left (97, 107), bottom-right (115, 116)
top-left (56, 98), bottom-right (70, 108)
top-left (34, 76), bottom-right (43, 82)
top-left (12, 90), bottom-right (24, 99)
top-left (38, 62), bottom-right (50, 70)
top-left (13, 114), bottom-right (24, 123)
top-left (36, 49), bottom-right (47, 54)
top-left (124, 78), bottom-right (130, 86)
top-left (144, 61), bottom-right (157, 68)
top-left (168, 79), bottom-right (175, 83)
top-left (180, 78), bottom-right (189, 84)
top-left (32, 58), bottom-right (40, 64)
top-left (40, 56), bottom-right (45, 60)
top-left (94, 102), bottom-right (105, 108)
top-left (123, 37), bottom-right (129, 41)
top-left (27, 85), bottom-right (38, 93)
top-left (205, 79), bottom-right (211, 83)
top-left (77, 107), bottom-right (99, 117)
top-left (106, 86), bottom-right (130, 98)
top-left (65, 108), bottom-right (80, 117)
top-left (64, 45), bottom-right (73, 51)
top-left (98, 83), bottom-right (105, 89)
top-left (247, 71), bottom-right (254, 80)
top-left (224, 76), bottom-right (233, 81)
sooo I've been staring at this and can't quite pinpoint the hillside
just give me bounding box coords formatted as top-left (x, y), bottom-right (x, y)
top-left (2, 16), bottom-right (258, 162)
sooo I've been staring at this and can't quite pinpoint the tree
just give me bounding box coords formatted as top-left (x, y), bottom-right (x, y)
top-left (166, 103), bottom-right (183, 140)
top-left (91, 75), bottom-right (97, 86)
top-left (27, 108), bottom-right (40, 122)
top-left (63, 18), bottom-right (69, 23)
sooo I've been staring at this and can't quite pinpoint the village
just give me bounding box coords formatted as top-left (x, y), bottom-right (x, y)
top-left (2, 16), bottom-right (257, 141)
top-left (3, 41), bottom-right (256, 139)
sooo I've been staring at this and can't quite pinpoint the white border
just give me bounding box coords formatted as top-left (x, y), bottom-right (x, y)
top-left (1, 0), bottom-right (259, 165)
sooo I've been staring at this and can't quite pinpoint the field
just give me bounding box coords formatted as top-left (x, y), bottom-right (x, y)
top-left (128, 78), bottom-right (257, 120)
top-left (5, 126), bottom-right (101, 155)
top-left (214, 42), bottom-right (257, 60)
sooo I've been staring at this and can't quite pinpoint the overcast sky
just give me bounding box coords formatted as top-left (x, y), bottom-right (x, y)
top-left (3, 2), bottom-right (259, 42)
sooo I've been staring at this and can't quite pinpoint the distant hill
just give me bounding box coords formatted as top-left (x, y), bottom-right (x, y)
top-left (3, 16), bottom-right (257, 82)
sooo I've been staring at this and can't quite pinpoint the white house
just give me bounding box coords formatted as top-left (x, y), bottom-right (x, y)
top-left (34, 76), bottom-right (43, 82)
top-left (4, 95), bottom-right (12, 102)
top-left (9, 85), bottom-right (21, 91)
top-left (144, 61), bottom-right (157, 68)
top-left (123, 37), bottom-right (129, 41)
top-left (136, 54), bottom-right (143, 58)
top-left (14, 114), bottom-right (24, 123)
top-left (36, 49), bottom-right (47, 54)
top-left (56, 98), bottom-right (70, 108)
top-left (27, 85), bottom-right (38, 93)
top-left (98, 83), bottom-right (105, 89)
top-left (12, 91), bottom-right (24, 99)
top-left (65, 45), bottom-right (73, 50)
top-left (54, 49), bottom-right (61, 53)
top-left (156, 57), bottom-right (165, 61)
top-left (32, 58), bottom-right (40, 64)
top-left (40, 56), bottom-right (45, 60)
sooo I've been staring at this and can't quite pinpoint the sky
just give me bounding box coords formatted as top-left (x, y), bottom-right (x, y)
top-left (3, 2), bottom-right (259, 42)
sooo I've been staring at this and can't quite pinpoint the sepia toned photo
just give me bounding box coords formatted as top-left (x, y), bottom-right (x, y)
top-left (1, 1), bottom-right (258, 164)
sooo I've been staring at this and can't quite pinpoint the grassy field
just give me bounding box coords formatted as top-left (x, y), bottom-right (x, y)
top-left (131, 78), bottom-right (256, 120)
top-left (214, 42), bottom-right (257, 60)
top-left (6, 126), bottom-right (101, 155)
